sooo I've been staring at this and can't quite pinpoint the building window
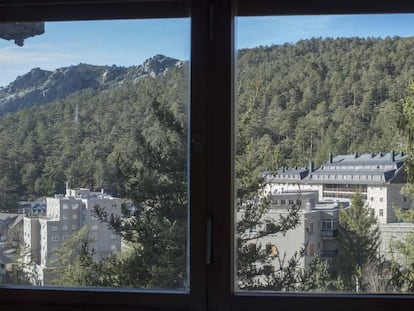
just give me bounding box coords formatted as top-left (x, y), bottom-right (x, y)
top-left (309, 244), bottom-right (315, 256)
top-left (51, 236), bottom-right (59, 242)
top-left (51, 226), bottom-right (58, 231)
top-left (379, 209), bottom-right (384, 217)
top-left (62, 225), bottom-right (68, 231)
top-left (380, 197), bottom-right (384, 202)
top-left (266, 244), bottom-right (278, 257)
top-left (71, 224), bottom-right (77, 230)
top-left (308, 223), bottom-right (314, 234)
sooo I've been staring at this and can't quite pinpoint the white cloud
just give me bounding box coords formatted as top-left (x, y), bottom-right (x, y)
top-left (236, 15), bottom-right (336, 48)
top-left (0, 44), bottom-right (76, 65)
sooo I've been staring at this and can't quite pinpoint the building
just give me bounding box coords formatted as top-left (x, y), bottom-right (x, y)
top-left (0, 213), bottom-right (24, 246)
top-left (23, 186), bottom-right (122, 285)
top-left (0, 252), bottom-right (14, 283)
top-left (239, 190), bottom-right (346, 272)
top-left (306, 152), bottom-right (410, 224)
top-left (257, 152), bottom-right (414, 269)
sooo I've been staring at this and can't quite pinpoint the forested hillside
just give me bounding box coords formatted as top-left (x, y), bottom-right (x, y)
top-left (237, 36), bottom-right (414, 167)
top-left (0, 61), bottom-right (188, 209)
top-left (1, 36), bottom-right (414, 209)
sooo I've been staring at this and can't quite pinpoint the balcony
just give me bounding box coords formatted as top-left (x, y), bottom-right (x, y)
top-left (321, 229), bottom-right (338, 238)
top-left (321, 249), bottom-right (338, 258)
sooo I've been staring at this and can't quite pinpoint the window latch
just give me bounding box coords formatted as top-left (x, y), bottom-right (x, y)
top-left (206, 215), bottom-right (213, 264)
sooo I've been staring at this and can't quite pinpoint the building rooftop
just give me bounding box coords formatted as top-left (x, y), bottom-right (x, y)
top-left (265, 152), bottom-right (407, 186)
top-left (263, 166), bottom-right (310, 182)
top-left (307, 152), bottom-right (406, 185)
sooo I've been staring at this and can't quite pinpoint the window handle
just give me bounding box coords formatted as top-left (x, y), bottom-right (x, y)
top-left (206, 215), bottom-right (213, 264)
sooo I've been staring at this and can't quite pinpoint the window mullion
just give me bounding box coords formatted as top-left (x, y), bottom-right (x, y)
top-left (206, 1), bottom-right (235, 310)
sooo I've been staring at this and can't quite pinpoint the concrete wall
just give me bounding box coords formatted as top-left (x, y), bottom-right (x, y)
top-left (84, 197), bottom-right (122, 260)
top-left (23, 217), bottom-right (40, 263)
top-left (366, 186), bottom-right (388, 223)
top-left (379, 222), bottom-right (414, 263)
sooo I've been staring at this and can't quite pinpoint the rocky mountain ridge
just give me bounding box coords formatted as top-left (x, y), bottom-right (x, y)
top-left (0, 54), bottom-right (183, 116)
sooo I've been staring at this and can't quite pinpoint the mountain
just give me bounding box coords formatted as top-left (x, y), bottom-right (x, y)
top-left (0, 54), bottom-right (183, 116)
top-left (1, 37), bottom-right (414, 203)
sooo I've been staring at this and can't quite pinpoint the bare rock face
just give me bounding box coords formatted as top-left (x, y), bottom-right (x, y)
top-left (0, 22), bottom-right (45, 46)
top-left (142, 54), bottom-right (181, 77)
top-left (0, 55), bottom-right (185, 116)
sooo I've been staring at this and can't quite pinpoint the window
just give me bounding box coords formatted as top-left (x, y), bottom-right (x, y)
top-left (309, 243), bottom-right (315, 256)
top-left (1, 1), bottom-right (414, 311)
top-left (309, 223), bottom-right (314, 234)
top-left (266, 244), bottom-right (278, 257)
top-left (1, 6), bottom-right (190, 295)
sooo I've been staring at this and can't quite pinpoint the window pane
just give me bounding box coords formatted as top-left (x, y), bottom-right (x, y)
top-left (0, 19), bottom-right (190, 290)
top-left (235, 14), bottom-right (414, 293)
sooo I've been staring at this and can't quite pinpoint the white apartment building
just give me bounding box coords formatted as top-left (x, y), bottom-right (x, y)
top-left (264, 152), bottom-right (411, 224)
top-left (23, 186), bottom-right (122, 285)
top-left (250, 152), bottom-right (414, 270)
top-left (239, 190), bottom-right (345, 272)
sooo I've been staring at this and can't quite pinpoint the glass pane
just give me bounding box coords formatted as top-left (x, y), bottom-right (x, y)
top-left (235, 14), bottom-right (414, 293)
top-left (0, 19), bottom-right (190, 289)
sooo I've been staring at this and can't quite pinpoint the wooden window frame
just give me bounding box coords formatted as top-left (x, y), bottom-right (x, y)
top-left (0, 0), bottom-right (414, 310)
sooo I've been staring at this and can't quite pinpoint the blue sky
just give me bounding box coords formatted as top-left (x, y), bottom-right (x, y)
top-left (1, 14), bottom-right (414, 87)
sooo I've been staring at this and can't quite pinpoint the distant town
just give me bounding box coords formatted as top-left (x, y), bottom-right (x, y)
top-left (240, 151), bottom-right (414, 273)
top-left (1, 151), bottom-right (413, 286)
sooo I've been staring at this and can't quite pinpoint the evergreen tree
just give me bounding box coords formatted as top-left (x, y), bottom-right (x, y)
top-left (48, 226), bottom-right (96, 286)
top-left (336, 193), bottom-right (381, 291)
top-left (389, 81), bottom-right (414, 292)
top-left (93, 95), bottom-right (188, 289)
top-left (236, 68), bottom-right (306, 291)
